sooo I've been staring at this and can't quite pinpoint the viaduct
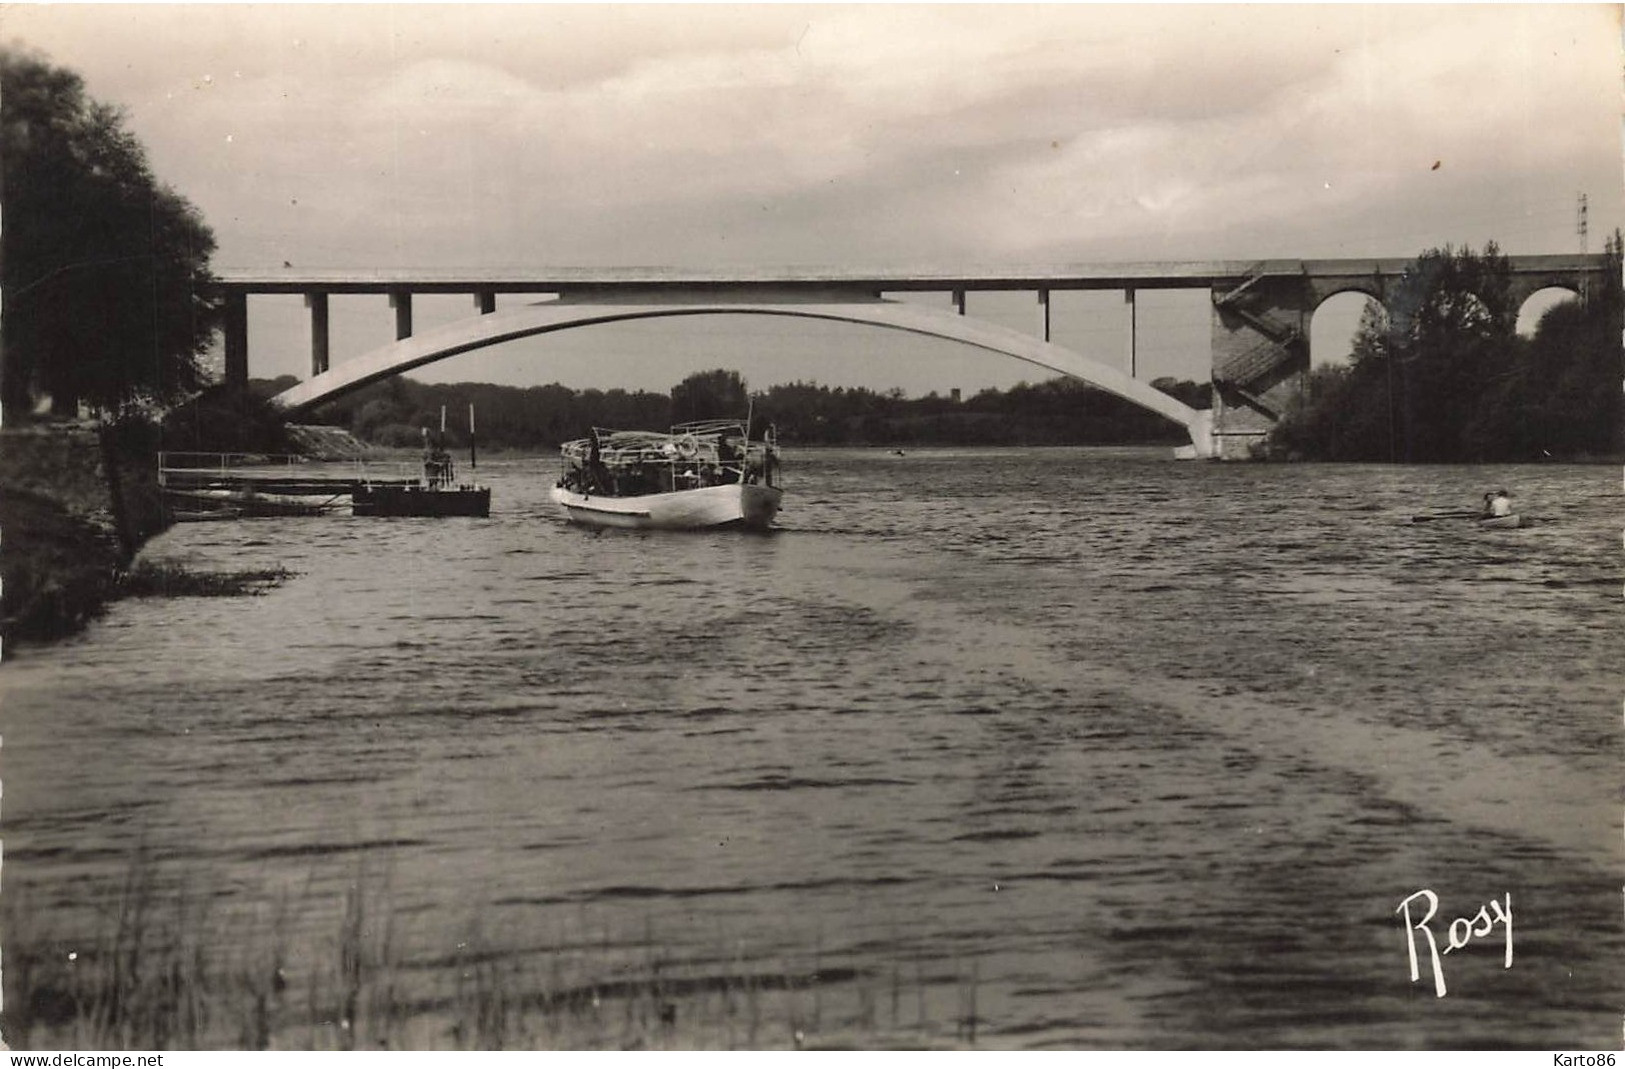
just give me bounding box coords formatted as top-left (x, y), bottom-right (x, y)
top-left (211, 254), bottom-right (1609, 459)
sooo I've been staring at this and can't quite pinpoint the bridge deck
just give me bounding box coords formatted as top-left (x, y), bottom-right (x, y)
top-left (210, 254), bottom-right (1605, 296)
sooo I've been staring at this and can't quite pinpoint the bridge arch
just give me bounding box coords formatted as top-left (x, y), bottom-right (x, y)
top-left (271, 296), bottom-right (1214, 455)
top-left (1309, 291), bottom-right (1386, 368)
top-left (1308, 281), bottom-right (1387, 310)
top-left (1515, 285), bottom-right (1582, 337)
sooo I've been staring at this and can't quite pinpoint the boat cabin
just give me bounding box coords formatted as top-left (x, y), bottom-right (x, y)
top-left (557, 420), bottom-right (780, 498)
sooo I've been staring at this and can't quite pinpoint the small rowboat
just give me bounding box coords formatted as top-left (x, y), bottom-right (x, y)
top-left (170, 506), bottom-right (243, 522)
top-left (164, 487), bottom-right (341, 517)
top-left (1410, 510), bottom-right (1524, 528)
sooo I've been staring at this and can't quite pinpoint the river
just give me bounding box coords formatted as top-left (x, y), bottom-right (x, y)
top-left (1, 447), bottom-right (1619, 1049)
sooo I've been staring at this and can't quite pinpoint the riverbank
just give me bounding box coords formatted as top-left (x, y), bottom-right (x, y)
top-left (0, 421), bottom-right (175, 646)
top-left (0, 484), bottom-right (128, 643)
top-left (0, 422), bottom-right (306, 646)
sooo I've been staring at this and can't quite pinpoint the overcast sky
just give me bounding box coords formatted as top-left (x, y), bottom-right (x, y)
top-left (6, 4), bottom-right (1620, 395)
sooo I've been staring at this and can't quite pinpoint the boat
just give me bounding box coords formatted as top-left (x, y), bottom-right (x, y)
top-left (163, 486), bottom-right (344, 517)
top-left (1410, 505), bottom-right (1524, 528)
top-left (170, 505), bottom-right (244, 522)
top-left (549, 419), bottom-right (782, 530)
top-left (351, 480), bottom-right (490, 517)
top-left (351, 447), bottom-right (490, 517)
top-left (353, 410), bottom-right (491, 518)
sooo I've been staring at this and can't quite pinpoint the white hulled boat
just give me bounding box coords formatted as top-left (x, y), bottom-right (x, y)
top-left (548, 419), bottom-right (782, 530)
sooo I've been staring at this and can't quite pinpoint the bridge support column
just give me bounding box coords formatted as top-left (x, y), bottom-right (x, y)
top-left (223, 291), bottom-right (248, 393)
top-left (1037, 289), bottom-right (1050, 342)
top-left (391, 290), bottom-right (414, 340)
top-left (1125, 288), bottom-right (1138, 379)
top-left (306, 292), bottom-right (330, 376)
top-left (475, 289), bottom-right (496, 315)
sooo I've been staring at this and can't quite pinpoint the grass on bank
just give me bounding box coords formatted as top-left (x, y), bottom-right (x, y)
top-left (2, 850), bottom-right (983, 1050)
top-left (118, 560), bottom-right (291, 599)
top-left (0, 485), bottom-right (294, 645)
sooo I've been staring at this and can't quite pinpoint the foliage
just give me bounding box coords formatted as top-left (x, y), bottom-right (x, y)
top-left (1479, 233), bottom-right (1624, 459)
top-left (314, 377), bottom-right (674, 450)
top-left (0, 486), bottom-right (125, 644)
top-left (1269, 240), bottom-right (1622, 461)
top-left (159, 386), bottom-right (296, 454)
top-left (305, 372), bottom-right (1210, 449)
top-left (671, 369), bottom-right (749, 425)
top-left (5, 848), bottom-right (977, 1049)
top-left (120, 561), bottom-right (291, 598)
top-left (0, 47), bottom-right (219, 417)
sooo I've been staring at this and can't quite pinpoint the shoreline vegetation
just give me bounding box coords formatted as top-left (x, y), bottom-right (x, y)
top-left (120, 561), bottom-right (293, 599)
top-left (1260, 240), bottom-right (1622, 463)
top-left (0, 492), bottom-right (294, 646)
top-left (2, 849), bottom-right (981, 1050)
top-left (259, 371), bottom-right (1215, 454)
top-left (0, 464), bottom-right (292, 648)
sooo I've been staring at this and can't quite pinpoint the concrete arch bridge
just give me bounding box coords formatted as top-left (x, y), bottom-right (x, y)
top-left (212, 255), bottom-right (1607, 459)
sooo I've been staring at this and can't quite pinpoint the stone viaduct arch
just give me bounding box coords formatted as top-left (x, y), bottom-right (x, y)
top-left (270, 294), bottom-right (1216, 456)
top-left (1205, 256), bottom-right (1610, 454)
top-left (1514, 285), bottom-right (1586, 335)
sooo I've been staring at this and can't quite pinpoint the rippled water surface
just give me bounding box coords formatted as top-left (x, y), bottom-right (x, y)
top-left (3, 448), bottom-right (1620, 1048)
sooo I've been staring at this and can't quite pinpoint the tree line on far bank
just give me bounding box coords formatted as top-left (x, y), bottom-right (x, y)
top-left (1265, 239), bottom-right (1622, 462)
top-left (228, 370), bottom-right (1214, 453)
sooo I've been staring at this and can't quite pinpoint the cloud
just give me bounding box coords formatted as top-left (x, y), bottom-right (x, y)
top-left (10, 4), bottom-right (1616, 272)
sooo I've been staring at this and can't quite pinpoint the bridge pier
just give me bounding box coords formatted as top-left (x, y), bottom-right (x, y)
top-left (223, 291), bottom-right (248, 393)
top-left (391, 290), bottom-right (414, 339)
top-left (1125, 288), bottom-right (1138, 379)
top-left (1209, 270), bottom-right (1312, 458)
top-left (306, 292), bottom-right (330, 376)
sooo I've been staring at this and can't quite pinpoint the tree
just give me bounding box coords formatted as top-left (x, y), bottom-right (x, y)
top-left (1478, 230), bottom-right (1623, 459)
top-left (670, 368), bottom-right (748, 425)
top-left (1270, 243), bottom-right (1528, 461)
top-left (1, 48), bottom-right (219, 417)
top-left (1385, 244), bottom-right (1515, 460)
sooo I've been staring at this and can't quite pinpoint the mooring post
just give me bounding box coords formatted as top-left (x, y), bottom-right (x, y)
top-left (306, 291), bottom-right (330, 376)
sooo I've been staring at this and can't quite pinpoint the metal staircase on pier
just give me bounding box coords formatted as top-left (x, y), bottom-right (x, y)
top-left (1212, 339), bottom-right (1288, 418)
top-left (1212, 263), bottom-right (1306, 393)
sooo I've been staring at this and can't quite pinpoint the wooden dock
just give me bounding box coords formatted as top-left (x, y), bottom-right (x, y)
top-left (157, 453), bottom-right (488, 518)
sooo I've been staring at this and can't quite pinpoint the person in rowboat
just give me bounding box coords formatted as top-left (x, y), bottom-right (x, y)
top-left (1483, 489), bottom-right (1513, 518)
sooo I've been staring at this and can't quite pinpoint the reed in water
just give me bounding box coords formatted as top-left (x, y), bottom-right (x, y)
top-left (2, 848), bottom-right (979, 1050)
